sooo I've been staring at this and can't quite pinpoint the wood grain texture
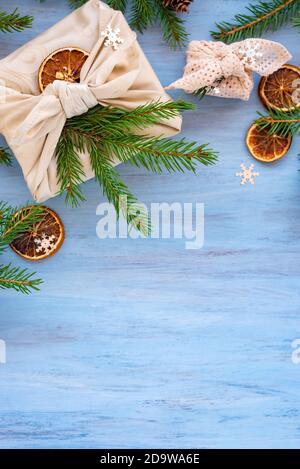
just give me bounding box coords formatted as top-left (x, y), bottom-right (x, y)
top-left (0, 0), bottom-right (300, 449)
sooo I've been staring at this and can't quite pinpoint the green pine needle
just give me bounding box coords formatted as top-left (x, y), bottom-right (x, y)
top-left (56, 130), bottom-right (87, 207)
top-left (154, 0), bottom-right (189, 49)
top-left (103, 134), bottom-right (217, 172)
top-left (90, 143), bottom-right (151, 236)
top-left (293, 15), bottom-right (300, 28)
top-left (74, 100), bottom-right (195, 136)
top-left (129, 0), bottom-right (156, 33)
top-left (256, 108), bottom-right (300, 137)
top-left (0, 264), bottom-right (43, 294)
top-left (211, 0), bottom-right (300, 43)
top-left (56, 101), bottom-right (217, 234)
top-left (193, 87), bottom-right (210, 100)
top-left (0, 147), bottom-right (12, 167)
top-left (0, 203), bottom-right (45, 294)
top-left (106, 0), bottom-right (128, 14)
top-left (59, 124), bottom-right (151, 234)
top-left (193, 78), bottom-right (226, 101)
top-left (0, 204), bottom-right (46, 251)
top-left (0, 8), bottom-right (33, 33)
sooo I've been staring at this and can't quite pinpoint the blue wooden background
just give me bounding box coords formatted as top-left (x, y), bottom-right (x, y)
top-left (0, 0), bottom-right (300, 449)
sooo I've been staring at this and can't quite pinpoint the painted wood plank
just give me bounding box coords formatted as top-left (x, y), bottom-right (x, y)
top-left (0, 0), bottom-right (300, 449)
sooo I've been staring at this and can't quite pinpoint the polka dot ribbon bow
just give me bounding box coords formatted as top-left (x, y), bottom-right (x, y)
top-left (166, 38), bottom-right (291, 100)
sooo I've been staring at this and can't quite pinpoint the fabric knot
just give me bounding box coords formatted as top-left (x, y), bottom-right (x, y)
top-left (11, 81), bottom-right (99, 147)
top-left (45, 80), bottom-right (98, 119)
top-left (216, 51), bottom-right (245, 81)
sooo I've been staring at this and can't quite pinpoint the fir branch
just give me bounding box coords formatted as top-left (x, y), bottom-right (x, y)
top-left (65, 100), bottom-right (194, 136)
top-left (69, 0), bottom-right (129, 13)
top-left (0, 8), bottom-right (33, 33)
top-left (56, 130), bottom-right (87, 207)
top-left (0, 202), bottom-right (10, 230)
top-left (129, 0), bottom-right (156, 33)
top-left (256, 108), bottom-right (300, 137)
top-left (154, 0), bottom-right (189, 48)
top-left (60, 123), bottom-right (151, 234)
top-left (193, 87), bottom-right (210, 100)
top-left (102, 133), bottom-right (217, 171)
top-left (211, 0), bottom-right (300, 43)
top-left (61, 101), bottom-right (217, 174)
top-left (0, 204), bottom-right (46, 251)
top-left (0, 147), bottom-right (12, 167)
top-left (193, 78), bottom-right (226, 101)
top-left (0, 264), bottom-right (42, 294)
top-left (44, 0), bottom-right (128, 12)
top-left (293, 15), bottom-right (300, 28)
top-left (89, 143), bottom-right (151, 236)
top-left (0, 202), bottom-right (44, 294)
top-left (56, 101), bottom-right (217, 233)
top-left (106, 0), bottom-right (128, 14)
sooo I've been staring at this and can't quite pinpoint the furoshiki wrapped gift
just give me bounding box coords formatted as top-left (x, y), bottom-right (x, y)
top-left (0, 0), bottom-right (182, 202)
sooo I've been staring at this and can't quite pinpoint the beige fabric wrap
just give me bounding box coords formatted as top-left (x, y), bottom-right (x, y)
top-left (0, 0), bottom-right (182, 202)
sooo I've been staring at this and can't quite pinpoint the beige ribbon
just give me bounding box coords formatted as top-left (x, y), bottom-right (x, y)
top-left (166, 38), bottom-right (292, 100)
top-left (0, 0), bottom-right (182, 202)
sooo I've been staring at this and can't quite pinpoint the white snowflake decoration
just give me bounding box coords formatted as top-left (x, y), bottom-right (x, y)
top-left (236, 164), bottom-right (259, 185)
top-left (34, 233), bottom-right (56, 254)
top-left (239, 42), bottom-right (263, 67)
top-left (101, 25), bottom-right (124, 51)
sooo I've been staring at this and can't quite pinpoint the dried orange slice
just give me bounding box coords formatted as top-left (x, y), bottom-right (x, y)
top-left (38, 47), bottom-right (89, 91)
top-left (259, 64), bottom-right (300, 112)
top-left (10, 207), bottom-right (64, 261)
top-left (246, 123), bottom-right (292, 163)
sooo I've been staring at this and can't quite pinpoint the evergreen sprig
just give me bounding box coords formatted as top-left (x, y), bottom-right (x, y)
top-left (129, 0), bottom-right (155, 32)
top-left (105, 0), bottom-right (128, 11)
top-left (153, 0), bottom-right (189, 49)
top-left (0, 204), bottom-right (45, 251)
top-left (0, 8), bottom-right (33, 33)
top-left (0, 264), bottom-right (42, 294)
top-left (0, 203), bottom-right (44, 294)
top-left (90, 143), bottom-right (152, 235)
top-left (211, 0), bottom-right (300, 43)
top-left (256, 108), bottom-right (300, 137)
top-left (0, 147), bottom-right (12, 167)
top-left (55, 101), bottom-right (217, 234)
top-left (57, 124), bottom-right (152, 234)
top-left (193, 77), bottom-right (226, 101)
top-left (193, 87), bottom-right (210, 101)
top-left (293, 15), bottom-right (300, 28)
top-left (56, 132), bottom-right (87, 207)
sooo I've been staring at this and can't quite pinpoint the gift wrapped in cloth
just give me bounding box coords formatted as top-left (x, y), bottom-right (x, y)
top-left (0, 0), bottom-right (182, 202)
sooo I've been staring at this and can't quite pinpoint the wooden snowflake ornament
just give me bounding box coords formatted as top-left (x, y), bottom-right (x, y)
top-left (238, 41), bottom-right (263, 68)
top-left (101, 25), bottom-right (124, 51)
top-left (34, 234), bottom-right (57, 255)
top-left (236, 164), bottom-right (259, 185)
